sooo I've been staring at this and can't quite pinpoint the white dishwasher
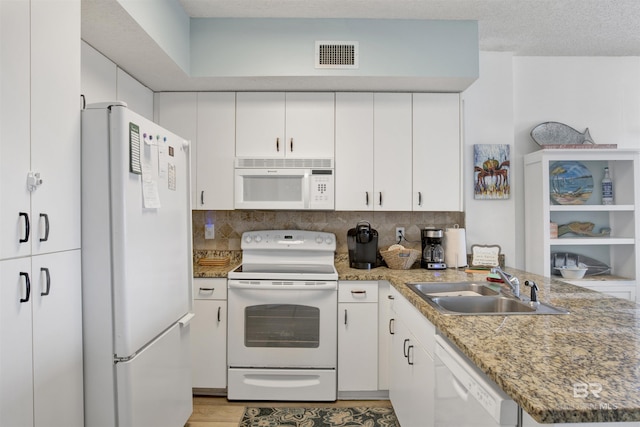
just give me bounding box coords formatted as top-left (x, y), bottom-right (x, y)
top-left (435, 335), bottom-right (518, 427)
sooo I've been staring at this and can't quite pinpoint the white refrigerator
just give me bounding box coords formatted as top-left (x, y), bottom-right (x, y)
top-left (81, 102), bottom-right (194, 427)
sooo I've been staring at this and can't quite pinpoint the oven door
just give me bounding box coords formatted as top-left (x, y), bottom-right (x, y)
top-left (227, 280), bottom-right (337, 368)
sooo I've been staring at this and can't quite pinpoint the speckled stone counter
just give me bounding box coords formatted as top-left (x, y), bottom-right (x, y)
top-left (195, 253), bottom-right (640, 423)
top-left (193, 250), bottom-right (241, 278)
top-left (337, 257), bottom-right (640, 424)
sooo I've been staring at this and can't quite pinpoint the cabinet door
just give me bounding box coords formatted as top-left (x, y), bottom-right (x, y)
top-left (389, 317), bottom-right (413, 426)
top-left (196, 93), bottom-right (236, 210)
top-left (285, 92), bottom-right (335, 158)
top-left (413, 93), bottom-right (462, 211)
top-left (154, 92), bottom-right (198, 206)
top-left (338, 302), bottom-right (378, 391)
top-left (32, 250), bottom-right (83, 427)
top-left (236, 92), bottom-right (285, 157)
top-left (191, 299), bottom-right (227, 389)
top-left (407, 338), bottom-right (434, 427)
top-left (373, 93), bottom-right (412, 211)
top-left (0, 0), bottom-right (31, 260)
top-left (335, 92), bottom-right (374, 210)
top-left (30, 0), bottom-right (81, 255)
top-left (377, 282), bottom-right (392, 390)
top-left (390, 318), bottom-right (435, 427)
top-left (0, 258), bottom-right (34, 427)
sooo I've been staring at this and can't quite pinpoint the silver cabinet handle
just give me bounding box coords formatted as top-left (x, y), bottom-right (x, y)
top-left (290, 138), bottom-right (293, 152)
top-left (201, 190), bottom-right (204, 205)
top-left (350, 290), bottom-right (366, 295)
top-left (378, 192), bottom-right (382, 206)
top-left (276, 137), bottom-right (280, 152)
top-left (389, 318), bottom-right (395, 335)
top-left (365, 192), bottom-right (369, 206)
top-left (418, 191), bottom-right (423, 206)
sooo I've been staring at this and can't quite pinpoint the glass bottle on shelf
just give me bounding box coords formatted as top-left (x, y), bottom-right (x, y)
top-left (602, 167), bottom-right (614, 205)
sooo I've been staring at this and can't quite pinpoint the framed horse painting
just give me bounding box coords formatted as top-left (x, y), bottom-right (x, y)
top-left (473, 144), bottom-right (510, 199)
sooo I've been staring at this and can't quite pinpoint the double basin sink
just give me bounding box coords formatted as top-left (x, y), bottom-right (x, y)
top-left (407, 282), bottom-right (569, 315)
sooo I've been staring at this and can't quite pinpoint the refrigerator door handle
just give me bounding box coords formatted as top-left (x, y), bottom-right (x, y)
top-left (178, 312), bottom-right (195, 327)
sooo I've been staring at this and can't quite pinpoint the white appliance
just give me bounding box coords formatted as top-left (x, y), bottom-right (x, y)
top-left (81, 102), bottom-right (194, 427)
top-left (234, 158), bottom-right (335, 210)
top-left (434, 335), bottom-right (518, 426)
top-left (227, 230), bottom-right (338, 401)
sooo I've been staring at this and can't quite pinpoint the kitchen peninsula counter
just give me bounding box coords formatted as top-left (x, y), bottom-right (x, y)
top-left (336, 257), bottom-right (640, 424)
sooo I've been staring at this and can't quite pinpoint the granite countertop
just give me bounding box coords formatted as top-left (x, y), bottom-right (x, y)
top-left (193, 250), bottom-right (242, 278)
top-left (194, 252), bottom-right (640, 423)
top-left (337, 257), bottom-right (640, 424)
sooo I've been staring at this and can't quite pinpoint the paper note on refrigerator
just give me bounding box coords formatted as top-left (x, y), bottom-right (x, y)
top-left (142, 157), bottom-right (161, 209)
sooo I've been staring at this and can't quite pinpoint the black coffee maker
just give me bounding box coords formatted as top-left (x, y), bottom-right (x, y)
top-left (421, 228), bottom-right (447, 270)
top-left (347, 221), bottom-right (379, 269)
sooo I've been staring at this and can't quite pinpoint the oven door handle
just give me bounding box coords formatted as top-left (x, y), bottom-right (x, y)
top-left (228, 280), bottom-right (337, 291)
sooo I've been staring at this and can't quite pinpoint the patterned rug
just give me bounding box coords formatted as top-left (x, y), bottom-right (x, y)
top-left (239, 406), bottom-right (399, 427)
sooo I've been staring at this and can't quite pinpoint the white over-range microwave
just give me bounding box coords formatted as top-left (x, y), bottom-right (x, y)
top-left (234, 158), bottom-right (335, 210)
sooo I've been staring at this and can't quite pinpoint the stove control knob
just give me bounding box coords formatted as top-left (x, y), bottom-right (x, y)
top-left (254, 235), bottom-right (262, 243)
top-left (244, 235), bottom-right (253, 244)
top-left (325, 236), bottom-right (333, 245)
top-left (315, 235), bottom-right (324, 244)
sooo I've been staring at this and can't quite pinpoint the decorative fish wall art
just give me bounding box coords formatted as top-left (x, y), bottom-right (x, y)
top-left (530, 122), bottom-right (596, 147)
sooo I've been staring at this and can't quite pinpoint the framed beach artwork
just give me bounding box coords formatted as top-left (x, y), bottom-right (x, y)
top-left (473, 144), bottom-right (511, 199)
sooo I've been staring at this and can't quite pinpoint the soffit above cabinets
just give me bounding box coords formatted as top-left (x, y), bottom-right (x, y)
top-left (82, 1), bottom-right (478, 92)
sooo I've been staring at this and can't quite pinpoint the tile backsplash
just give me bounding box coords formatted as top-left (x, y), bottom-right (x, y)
top-left (192, 210), bottom-right (465, 254)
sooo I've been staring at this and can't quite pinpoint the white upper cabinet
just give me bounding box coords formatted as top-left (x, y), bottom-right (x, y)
top-left (335, 92), bottom-right (374, 210)
top-left (412, 93), bottom-right (462, 211)
top-left (373, 93), bottom-right (413, 211)
top-left (236, 92), bottom-right (335, 158)
top-left (335, 93), bottom-right (412, 211)
top-left (196, 92), bottom-right (236, 210)
top-left (1, 0), bottom-right (80, 260)
top-left (0, 0), bottom-right (31, 260)
top-left (155, 92), bottom-right (236, 210)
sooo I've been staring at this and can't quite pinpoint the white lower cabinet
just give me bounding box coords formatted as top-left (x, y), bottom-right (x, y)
top-left (389, 286), bottom-right (435, 427)
top-left (338, 281), bottom-right (379, 394)
top-left (377, 281), bottom-right (392, 391)
top-left (191, 278), bottom-right (227, 391)
top-left (0, 251), bottom-right (83, 427)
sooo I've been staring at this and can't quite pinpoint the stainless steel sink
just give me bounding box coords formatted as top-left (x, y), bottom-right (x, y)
top-left (407, 282), bottom-right (569, 315)
top-left (409, 282), bottom-right (500, 297)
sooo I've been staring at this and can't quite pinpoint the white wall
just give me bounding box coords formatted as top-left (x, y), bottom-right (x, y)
top-left (462, 52), bottom-right (516, 266)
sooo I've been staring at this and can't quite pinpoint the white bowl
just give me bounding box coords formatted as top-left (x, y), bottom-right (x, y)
top-left (556, 266), bottom-right (588, 279)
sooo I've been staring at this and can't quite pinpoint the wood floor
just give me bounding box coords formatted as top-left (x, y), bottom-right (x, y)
top-left (185, 396), bottom-right (393, 427)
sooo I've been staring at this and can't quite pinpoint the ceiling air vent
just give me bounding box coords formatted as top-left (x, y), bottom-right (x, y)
top-left (315, 41), bottom-right (359, 69)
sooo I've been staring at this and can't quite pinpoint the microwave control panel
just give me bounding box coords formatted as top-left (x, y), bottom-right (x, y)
top-left (309, 172), bottom-right (334, 209)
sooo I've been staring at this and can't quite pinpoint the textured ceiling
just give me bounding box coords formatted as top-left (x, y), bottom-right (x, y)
top-left (81, 0), bottom-right (640, 91)
top-left (178, 0), bottom-right (640, 56)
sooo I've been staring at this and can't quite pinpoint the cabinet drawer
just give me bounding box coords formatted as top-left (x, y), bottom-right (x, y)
top-left (338, 281), bottom-right (379, 303)
top-left (193, 278), bottom-right (227, 300)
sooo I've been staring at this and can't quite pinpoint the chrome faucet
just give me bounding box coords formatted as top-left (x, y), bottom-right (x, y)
top-left (491, 267), bottom-right (520, 299)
